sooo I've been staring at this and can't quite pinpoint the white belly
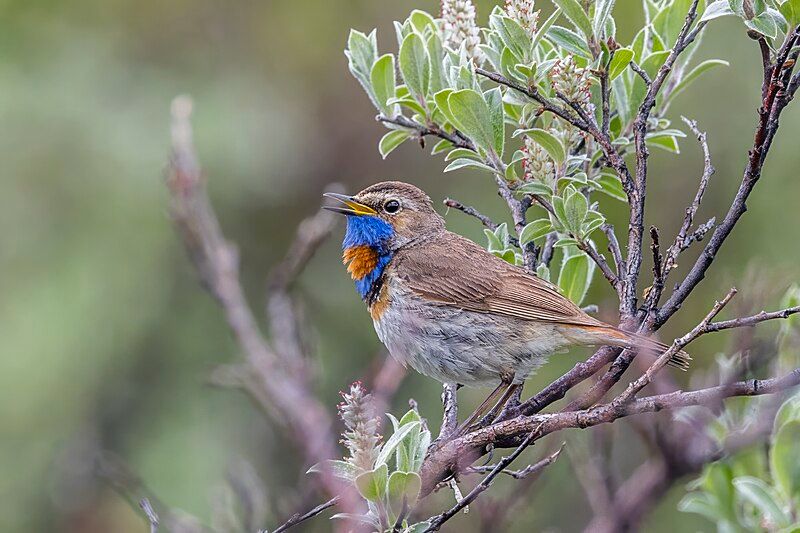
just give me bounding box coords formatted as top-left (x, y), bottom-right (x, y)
top-left (372, 283), bottom-right (574, 387)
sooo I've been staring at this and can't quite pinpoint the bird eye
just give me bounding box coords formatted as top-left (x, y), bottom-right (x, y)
top-left (383, 199), bottom-right (401, 214)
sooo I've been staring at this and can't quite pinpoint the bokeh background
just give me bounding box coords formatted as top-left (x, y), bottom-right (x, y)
top-left (2, 1), bottom-right (799, 531)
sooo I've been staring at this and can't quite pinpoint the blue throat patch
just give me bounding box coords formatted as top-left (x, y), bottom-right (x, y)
top-left (342, 215), bottom-right (394, 300)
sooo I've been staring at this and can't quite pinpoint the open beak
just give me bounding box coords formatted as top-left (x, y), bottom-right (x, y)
top-left (322, 192), bottom-right (377, 216)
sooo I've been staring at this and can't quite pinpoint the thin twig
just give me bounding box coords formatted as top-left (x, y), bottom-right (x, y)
top-left (269, 496), bottom-right (340, 533)
top-left (443, 197), bottom-right (500, 230)
top-left (658, 26), bottom-right (800, 325)
top-left (603, 224), bottom-right (625, 279)
top-left (629, 61), bottom-right (652, 85)
top-left (643, 226), bottom-right (664, 314)
top-left (378, 114), bottom-right (474, 150)
top-left (663, 117), bottom-right (715, 276)
top-left (423, 424), bottom-right (549, 531)
top-left (466, 443), bottom-right (565, 479)
top-left (613, 288), bottom-right (737, 405)
top-left (139, 498), bottom-right (159, 533)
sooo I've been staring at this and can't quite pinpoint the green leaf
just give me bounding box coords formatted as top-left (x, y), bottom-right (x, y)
top-left (551, 0), bottom-right (594, 38)
top-left (525, 128), bottom-right (566, 165)
top-left (409, 9), bottom-right (437, 33)
top-left (375, 421), bottom-right (421, 467)
top-left (520, 219), bottom-right (553, 245)
top-left (558, 252), bottom-right (592, 304)
top-left (608, 47), bottom-right (634, 80)
top-left (434, 89), bottom-right (457, 125)
top-left (399, 33), bottom-right (430, 101)
top-left (307, 459), bottom-right (360, 481)
top-left (582, 210), bottom-right (606, 238)
top-left (533, 8), bottom-right (562, 50)
top-left (592, 173), bottom-right (627, 201)
top-left (491, 14), bottom-right (531, 61)
top-left (516, 181), bottom-right (555, 196)
top-left (547, 26), bottom-right (593, 58)
top-left (771, 420), bottom-right (800, 501)
top-left (733, 476), bottom-right (791, 528)
top-left (371, 54), bottom-right (397, 114)
top-left (355, 463), bottom-right (388, 502)
top-left (445, 148), bottom-right (482, 161)
top-left (347, 29), bottom-right (377, 79)
top-left (388, 471), bottom-right (422, 507)
top-left (379, 130), bottom-right (410, 159)
top-left (701, 0), bottom-right (736, 21)
top-left (485, 87), bottom-right (506, 156)
top-left (427, 32), bottom-right (445, 95)
top-left (554, 237), bottom-right (579, 248)
top-left (387, 95), bottom-right (427, 115)
top-left (641, 50), bottom-right (672, 77)
top-left (646, 135), bottom-right (680, 153)
top-left (414, 429), bottom-right (431, 471)
top-left (563, 187), bottom-right (589, 233)
top-left (485, 226), bottom-right (505, 251)
top-left (431, 139), bottom-right (453, 155)
top-left (447, 89), bottom-right (496, 152)
top-left (398, 408), bottom-right (421, 426)
top-left (444, 158), bottom-right (496, 174)
top-left (593, 0), bottom-right (617, 37)
top-left (678, 492), bottom-right (728, 523)
top-left (346, 29), bottom-right (379, 107)
top-left (774, 393), bottom-right (800, 434)
top-left (745, 11), bottom-right (779, 38)
top-left (653, 0), bottom-right (693, 45)
top-left (537, 263), bottom-right (551, 281)
top-left (664, 59), bottom-right (729, 108)
top-left (780, 0), bottom-right (800, 27)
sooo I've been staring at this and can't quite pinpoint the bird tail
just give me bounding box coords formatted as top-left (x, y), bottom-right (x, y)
top-left (587, 326), bottom-right (692, 370)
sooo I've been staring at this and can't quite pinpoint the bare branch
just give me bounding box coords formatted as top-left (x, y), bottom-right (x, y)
top-left (466, 442), bottom-right (565, 479)
top-left (438, 383), bottom-right (459, 441)
top-left (577, 239), bottom-right (621, 296)
top-left (643, 226), bottom-right (664, 314)
top-left (702, 305), bottom-right (800, 334)
top-left (475, 68), bottom-right (588, 130)
top-left (443, 198), bottom-right (504, 234)
top-left (614, 288), bottom-right (737, 405)
top-left (625, 0), bottom-right (706, 318)
top-left (603, 224), bottom-right (625, 280)
top-left (139, 498), bottom-right (159, 533)
top-left (167, 96), bottom-right (353, 509)
top-left (378, 114), bottom-right (474, 150)
top-left (423, 424), bottom-right (550, 531)
top-left (269, 496), bottom-right (340, 533)
top-left (663, 117), bottom-right (715, 277)
top-left (658, 26), bottom-right (800, 325)
top-left (629, 60), bottom-right (652, 85)
top-left (419, 368), bottom-right (800, 496)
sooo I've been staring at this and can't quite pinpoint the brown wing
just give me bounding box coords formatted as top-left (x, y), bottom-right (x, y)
top-left (393, 231), bottom-right (603, 328)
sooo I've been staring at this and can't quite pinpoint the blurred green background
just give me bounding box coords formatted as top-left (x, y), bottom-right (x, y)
top-left (1, 1), bottom-right (798, 531)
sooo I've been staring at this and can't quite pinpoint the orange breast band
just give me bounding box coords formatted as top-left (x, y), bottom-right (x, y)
top-left (343, 245), bottom-right (379, 281)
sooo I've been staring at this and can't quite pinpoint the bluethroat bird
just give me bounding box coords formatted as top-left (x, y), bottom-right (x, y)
top-left (324, 181), bottom-right (689, 429)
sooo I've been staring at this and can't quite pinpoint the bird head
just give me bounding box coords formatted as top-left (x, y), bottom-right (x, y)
top-left (323, 181), bottom-right (445, 252)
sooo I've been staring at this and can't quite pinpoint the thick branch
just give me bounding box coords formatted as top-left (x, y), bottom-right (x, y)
top-left (419, 369), bottom-right (800, 496)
